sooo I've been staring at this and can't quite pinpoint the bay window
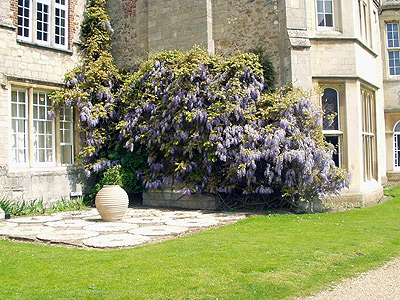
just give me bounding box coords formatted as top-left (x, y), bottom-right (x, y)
top-left (322, 87), bottom-right (342, 167)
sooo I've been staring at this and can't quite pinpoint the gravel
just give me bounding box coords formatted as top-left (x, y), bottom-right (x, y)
top-left (296, 257), bottom-right (400, 300)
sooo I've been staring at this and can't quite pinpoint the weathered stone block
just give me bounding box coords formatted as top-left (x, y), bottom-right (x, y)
top-left (143, 189), bottom-right (218, 210)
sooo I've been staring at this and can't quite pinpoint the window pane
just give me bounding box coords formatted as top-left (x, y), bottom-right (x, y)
top-left (322, 88), bottom-right (339, 130)
top-left (36, 2), bottom-right (49, 42)
top-left (38, 135), bottom-right (45, 148)
top-left (11, 103), bottom-right (18, 118)
top-left (33, 91), bottom-right (54, 164)
top-left (18, 120), bottom-right (25, 133)
top-left (325, 1), bottom-right (332, 13)
top-left (318, 14), bottom-right (325, 27)
top-left (389, 51), bottom-right (400, 75)
top-left (39, 149), bottom-right (45, 162)
top-left (317, 0), bottom-right (333, 28)
top-left (55, 6), bottom-right (67, 47)
top-left (325, 135), bottom-right (340, 167)
top-left (387, 23), bottom-right (400, 48)
top-left (317, 0), bottom-right (324, 13)
top-left (11, 89), bottom-right (27, 164)
top-left (396, 135), bottom-right (400, 167)
top-left (60, 106), bottom-right (74, 165)
top-left (46, 135), bottom-right (52, 148)
top-left (361, 88), bottom-right (376, 181)
top-left (325, 14), bottom-right (333, 27)
top-left (17, 0), bottom-right (30, 39)
top-left (61, 145), bottom-right (73, 165)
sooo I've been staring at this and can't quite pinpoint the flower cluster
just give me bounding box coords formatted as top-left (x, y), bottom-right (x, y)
top-left (119, 49), bottom-right (349, 209)
top-left (50, 0), bottom-right (123, 176)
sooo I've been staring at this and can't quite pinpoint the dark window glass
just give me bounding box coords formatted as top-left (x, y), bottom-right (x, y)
top-left (322, 88), bottom-right (339, 130)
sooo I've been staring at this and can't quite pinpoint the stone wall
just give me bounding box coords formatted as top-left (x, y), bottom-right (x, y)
top-left (0, 167), bottom-right (84, 204)
top-left (0, 0), bottom-right (86, 203)
top-left (109, 0), bottom-right (282, 82)
top-left (143, 188), bottom-right (218, 210)
top-left (108, 0), bottom-right (148, 70)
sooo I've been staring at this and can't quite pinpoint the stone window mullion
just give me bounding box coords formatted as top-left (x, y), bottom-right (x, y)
top-left (28, 87), bottom-right (34, 168)
top-left (55, 109), bottom-right (61, 166)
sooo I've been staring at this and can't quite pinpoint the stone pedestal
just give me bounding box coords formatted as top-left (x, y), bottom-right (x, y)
top-left (143, 188), bottom-right (218, 210)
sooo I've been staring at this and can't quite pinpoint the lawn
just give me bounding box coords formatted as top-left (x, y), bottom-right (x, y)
top-left (1, 186), bottom-right (400, 299)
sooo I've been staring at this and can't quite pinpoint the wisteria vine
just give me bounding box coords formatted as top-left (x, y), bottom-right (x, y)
top-left (119, 49), bottom-right (349, 209)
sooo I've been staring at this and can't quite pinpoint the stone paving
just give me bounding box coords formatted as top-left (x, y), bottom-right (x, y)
top-left (0, 207), bottom-right (248, 249)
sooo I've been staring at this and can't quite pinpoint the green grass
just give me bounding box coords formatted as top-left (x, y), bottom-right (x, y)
top-left (1, 186), bottom-right (400, 299)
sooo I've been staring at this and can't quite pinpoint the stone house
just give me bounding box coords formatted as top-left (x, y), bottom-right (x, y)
top-left (0, 0), bottom-right (398, 208)
top-left (0, 0), bottom-right (86, 202)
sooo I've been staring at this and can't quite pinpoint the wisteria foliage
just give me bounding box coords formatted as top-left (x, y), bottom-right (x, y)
top-left (119, 49), bottom-right (349, 209)
top-left (50, 0), bottom-right (123, 176)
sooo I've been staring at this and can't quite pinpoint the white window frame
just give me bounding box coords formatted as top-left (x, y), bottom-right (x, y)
top-left (321, 87), bottom-right (342, 167)
top-left (9, 86), bottom-right (75, 169)
top-left (16, 0), bottom-right (69, 50)
top-left (32, 91), bottom-right (55, 167)
top-left (59, 106), bottom-right (74, 166)
top-left (317, 0), bottom-right (335, 30)
top-left (393, 121), bottom-right (400, 170)
top-left (361, 88), bottom-right (377, 181)
top-left (10, 88), bottom-right (29, 167)
top-left (17, 0), bottom-right (33, 42)
top-left (387, 22), bottom-right (400, 76)
top-left (35, 0), bottom-right (51, 47)
top-left (54, 0), bottom-right (68, 50)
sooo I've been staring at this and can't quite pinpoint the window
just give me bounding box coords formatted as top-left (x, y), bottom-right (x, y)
top-left (17, 0), bottom-right (68, 50)
top-left (358, 0), bottom-right (371, 46)
top-left (33, 91), bottom-right (54, 165)
top-left (317, 0), bottom-right (334, 28)
top-left (11, 89), bottom-right (28, 165)
top-left (322, 87), bottom-right (341, 167)
top-left (59, 106), bottom-right (74, 165)
top-left (393, 121), bottom-right (400, 169)
top-left (387, 23), bottom-right (400, 76)
top-left (10, 87), bottom-right (74, 168)
top-left (361, 88), bottom-right (377, 181)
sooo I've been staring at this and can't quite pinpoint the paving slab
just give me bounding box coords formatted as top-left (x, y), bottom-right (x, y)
top-left (83, 233), bottom-right (150, 248)
top-left (8, 215), bottom-right (63, 223)
top-left (1, 225), bottom-right (55, 239)
top-left (165, 218), bottom-right (220, 227)
top-left (83, 222), bottom-right (138, 232)
top-left (37, 229), bottom-right (99, 242)
top-left (0, 207), bottom-right (249, 249)
top-left (129, 225), bottom-right (189, 236)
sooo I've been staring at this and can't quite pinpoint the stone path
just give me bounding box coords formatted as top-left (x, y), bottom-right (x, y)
top-left (0, 207), bottom-right (248, 249)
top-left (296, 257), bottom-right (400, 300)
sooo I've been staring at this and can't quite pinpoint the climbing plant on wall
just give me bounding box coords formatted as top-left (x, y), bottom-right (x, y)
top-left (50, 0), bottom-right (147, 200)
top-left (119, 49), bottom-right (349, 210)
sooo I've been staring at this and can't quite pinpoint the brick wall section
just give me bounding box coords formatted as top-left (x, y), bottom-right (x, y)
top-left (109, 0), bottom-right (281, 77)
top-left (108, 0), bottom-right (148, 70)
top-left (0, 0), bottom-right (13, 25)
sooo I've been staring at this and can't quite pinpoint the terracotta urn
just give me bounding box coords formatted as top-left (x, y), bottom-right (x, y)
top-left (95, 185), bottom-right (129, 221)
